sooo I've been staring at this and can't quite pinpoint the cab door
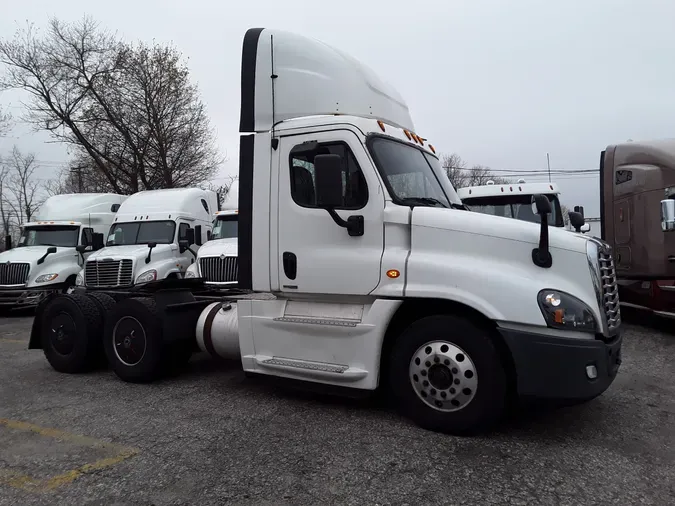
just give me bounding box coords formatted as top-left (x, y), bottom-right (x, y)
top-left (275, 130), bottom-right (385, 295)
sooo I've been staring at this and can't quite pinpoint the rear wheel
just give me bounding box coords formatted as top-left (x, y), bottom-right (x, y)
top-left (103, 297), bottom-right (167, 383)
top-left (40, 294), bottom-right (103, 373)
top-left (388, 314), bottom-right (508, 435)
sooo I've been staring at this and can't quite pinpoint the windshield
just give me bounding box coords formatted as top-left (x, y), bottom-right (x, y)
top-left (367, 136), bottom-right (463, 208)
top-left (463, 194), bottom-right (564, 226)
top-left (211, 216), bottom-right (238, 240)
top-left (19, 225), bottom-right (79, 248)
top-left (107, 221), bottom-right (176, 246)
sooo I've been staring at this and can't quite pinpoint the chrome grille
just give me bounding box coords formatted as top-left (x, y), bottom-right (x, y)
top-left (199, 256), bottom-right (238, 284)
top-left (598, 250), bottom-right (621, 333)
top-left (0, 262), bottom-right (30, 286)
top-left (85, 259), bottom-right (133, 287)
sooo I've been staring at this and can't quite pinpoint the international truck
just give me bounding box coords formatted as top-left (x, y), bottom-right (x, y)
top-left (185, 209), bottom-right (239, 286)
top-left (458, 180), bottom-right (591, 233)
top-left (599, 139), bottom-right (675, 319)
top-left (74, 188), bottom-right (218, 290)
top-left (0, 193), bottom-right (126, 309)
top-left (29, 27), bottom-right (622, 435)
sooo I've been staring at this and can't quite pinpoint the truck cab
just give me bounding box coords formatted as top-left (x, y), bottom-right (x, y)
top-left (0, 193), bottom-right (125, 309)
top-left (459, 180), bottom-right (591, 233)
top-left (185, 209), bottom-right (238, 286)
top-left (79, 188), bottom-right (217, 289)
top-left (600, 139), bottom-right (675, 318)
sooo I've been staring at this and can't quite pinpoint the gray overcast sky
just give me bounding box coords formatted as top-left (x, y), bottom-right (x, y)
top-left (2, 0), bottom-right (674, 217)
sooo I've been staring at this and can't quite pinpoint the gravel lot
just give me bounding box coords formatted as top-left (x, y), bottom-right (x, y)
top-left (1, 314), bottom-right (673, 506)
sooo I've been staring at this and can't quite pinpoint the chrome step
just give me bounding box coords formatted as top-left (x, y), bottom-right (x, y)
top-left (273, 316), bottom-right (358, 327)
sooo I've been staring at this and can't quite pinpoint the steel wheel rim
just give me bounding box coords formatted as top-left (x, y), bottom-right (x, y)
top-left (409, 341), bottom-right (478, 412)
top-left (112, 316), bottom-right (147, 367)
top-left (50, 311), bottom-right (77, 355)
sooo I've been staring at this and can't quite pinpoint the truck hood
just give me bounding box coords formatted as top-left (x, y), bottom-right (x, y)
top-left (86, 244), bottom-right (175, 262)
top-left (197, 238), bottom-right (238, 258)
top-left (414, 207), bottom-right (594, 254)
top-left (0, 246), bottom-right (76, 265)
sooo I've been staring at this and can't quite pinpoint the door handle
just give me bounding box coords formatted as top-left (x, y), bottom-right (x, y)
top-left (283, 252), bottom-right (297, 280)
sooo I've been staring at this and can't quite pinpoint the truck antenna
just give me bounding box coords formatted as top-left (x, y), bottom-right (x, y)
top-left (270, 34), bottom-right (279, 150)
top-left (546, 152), bottom-right (551, 182)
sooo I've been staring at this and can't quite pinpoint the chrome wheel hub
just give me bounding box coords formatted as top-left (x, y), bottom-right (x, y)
top-left (409, 341), bottom-right (478, 412)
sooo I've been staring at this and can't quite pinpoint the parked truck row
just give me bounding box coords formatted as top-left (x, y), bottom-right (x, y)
top-left (24, 27), bottom-right (622, 435)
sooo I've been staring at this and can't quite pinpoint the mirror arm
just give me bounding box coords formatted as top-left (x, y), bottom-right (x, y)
top-left (532, 213), bottom-right (552, 268)
top-left (145, 245), bottom-right (155, 264)
top-left (325, 208), bottom-right (364, 237)
top-left (37, 249), bottom-right (55, 265)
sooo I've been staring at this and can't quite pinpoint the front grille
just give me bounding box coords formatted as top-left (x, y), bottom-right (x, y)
top-left (0, 262), bottom-right (30, 286)
top-left (598, 250), bottom-right (621, 333)
top-left (85, 259), bottom-right (133, 287)
top-left (199, 256), bottom-right (238, 284)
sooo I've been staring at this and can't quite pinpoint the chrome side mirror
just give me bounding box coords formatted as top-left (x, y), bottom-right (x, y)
top-left (661, 199), bottom-right (675, 231)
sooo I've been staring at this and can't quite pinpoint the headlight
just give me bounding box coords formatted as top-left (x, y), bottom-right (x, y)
top-left (75, 272), bottom-right (84, 286)
top-left (537, 289), bottom-right (599, 333)
top-left (34, 273), bottom-right (59, 283)
top-left (185, 270), bottom-right (196, 279)
top-left (135, 270), bottom-right (157, 284)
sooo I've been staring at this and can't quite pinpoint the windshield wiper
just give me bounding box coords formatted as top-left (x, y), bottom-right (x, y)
top-left (400, 197), bottom-right (448, 208)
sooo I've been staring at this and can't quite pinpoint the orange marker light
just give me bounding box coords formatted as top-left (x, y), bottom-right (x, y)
top-left (377, 120), bottom-right (386, 132)
top-left (386, 269), bottom-right (400, 279)
top-left (404, 130), bottom-right (412, 140)
top-left (429, 144), bottom-right (436, 153)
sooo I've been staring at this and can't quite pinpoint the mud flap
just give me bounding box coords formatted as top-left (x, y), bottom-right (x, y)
top-left (28, 293), bottom-right (56, 349)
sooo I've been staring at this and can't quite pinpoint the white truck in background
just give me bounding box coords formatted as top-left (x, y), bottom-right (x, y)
top-left (31, 28), bottom-right (622, 436)
top-left (0, 193), bottom-right (126, 309)
top-left (185, 209), bottom-right (239, 286)
top-left (76, 188), bottom-right (218, 290)
top-left (458, 180), bottom-right (591, 233)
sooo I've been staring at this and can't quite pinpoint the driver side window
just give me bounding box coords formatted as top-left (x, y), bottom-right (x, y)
top-left (178, 223), bottom-right (190, 240)
top-left (289, 142), bottom-right (368, 210)
top-left (81, 228), bottom-right (94, 249)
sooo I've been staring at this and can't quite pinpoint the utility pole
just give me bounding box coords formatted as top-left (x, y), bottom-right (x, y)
top-left (546, 153), bottom-right (551, 182)
top-left (70, 165), bottom-right (85, 192)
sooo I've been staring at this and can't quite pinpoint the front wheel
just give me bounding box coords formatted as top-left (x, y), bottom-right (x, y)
top-left (388, 314), bottom-right (508, 436)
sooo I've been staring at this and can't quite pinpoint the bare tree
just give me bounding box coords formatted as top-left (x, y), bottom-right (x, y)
top-left (441, 153), bottom-right (511, 189)
top-left (4, 146), bottom-right (42, 223)
top-left (561, 204), bottom-right (570, 227)
top-left (204, 175), bottom-right (238, 208)
top-left (0, 103), bottom-right (11, 136)
top-left (0, 165), bottom-right (13, 242)
top-left (0, 16), bottom-right (222, 195)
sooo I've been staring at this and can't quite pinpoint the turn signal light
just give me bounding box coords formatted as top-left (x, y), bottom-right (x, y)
top-left (386, 269), bottom-right (400, 279)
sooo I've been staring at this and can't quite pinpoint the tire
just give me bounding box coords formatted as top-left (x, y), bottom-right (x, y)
top-left (40, 293), bottom-right (103, 374)
top-left (103, 297), bottom-right (167, 383)
top-left (85, 292), bottom-right (118, 366)
top-left (388, 314), bottom-right (507, 436)
top-left (63, 276), bottom-right (77, 294)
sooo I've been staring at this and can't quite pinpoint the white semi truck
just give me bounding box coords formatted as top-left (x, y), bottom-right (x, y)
top-left (458, 180), bottom-right (591, 233)
top-left (75, 188), bottom-right (218, 289)
top-left (0, 193), bottom-right (126, 309)
top-left (185, 209), bottom-right (239, 286)
top-left (29, 28), bottom-right (622, 435)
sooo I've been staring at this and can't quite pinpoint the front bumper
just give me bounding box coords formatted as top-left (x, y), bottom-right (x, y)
top-left (0, 283), bottom-right (68, 309)
top-left (499, 328), bottom-right (622, 402)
